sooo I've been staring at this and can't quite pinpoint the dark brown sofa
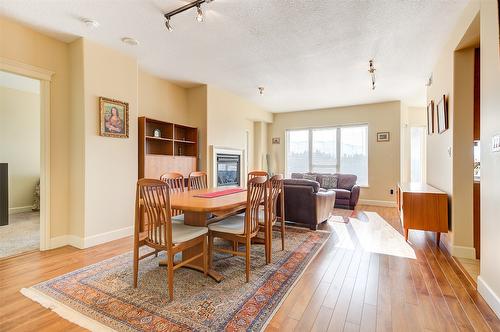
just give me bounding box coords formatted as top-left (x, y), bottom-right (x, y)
top-left (291, 173), bottom-right (360, 210)
top-left (279, 179), bottom-right (336, 230)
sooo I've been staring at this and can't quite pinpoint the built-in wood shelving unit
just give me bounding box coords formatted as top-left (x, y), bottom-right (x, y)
top-left (139, 117), bottom-right (198, 179)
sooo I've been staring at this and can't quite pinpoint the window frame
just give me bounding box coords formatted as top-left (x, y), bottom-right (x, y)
top-left (285, 123), bottom-right (369, 186)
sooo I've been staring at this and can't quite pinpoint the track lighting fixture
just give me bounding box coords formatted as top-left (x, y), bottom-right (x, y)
top-left (196, 5), bottom-right (204, 22)
top-left (164, 0), bottom-right (213, 31)
top-left (165, 18), bottom-right (173, 31)
top-left (368, 60), bottom-right (376, 90)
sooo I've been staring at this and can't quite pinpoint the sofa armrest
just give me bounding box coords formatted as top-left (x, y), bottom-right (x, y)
top-left (314, 190), bottom-right (336, 224)
top-left (350, 185), bottom-right (360, 208)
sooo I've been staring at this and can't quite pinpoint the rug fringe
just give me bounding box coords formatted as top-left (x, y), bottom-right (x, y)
top-left (20, 288), bottom-right (115, 332)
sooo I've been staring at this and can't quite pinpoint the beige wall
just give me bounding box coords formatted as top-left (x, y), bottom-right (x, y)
top-left (82, 39), bottom-right (138, 239)
top-left (426, 1), bottom-right (480, 256)
top-left (270, 101), bottom-right (401, 203)
top-left (138, 70), bottom-right (189, 124)
top-left (0, 17), bottom-right (70, 237)
top-left (479, 0), bottom-right (500, 317)
top-left (187, 85), bottom-right (208, 172)
top-left (253, 121), bottom-right (268, 171)
top-left (0, 86), bottom-right (40, 211)
top-left (206, 85), bottom-right (272, 185)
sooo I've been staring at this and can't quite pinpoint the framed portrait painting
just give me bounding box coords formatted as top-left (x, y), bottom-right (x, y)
top-left (99, 97), bottom-right (129, 138)
top-left (436, 95), bottom-right (449, 134)
top-left (427, 100), bottom-right (434, 135)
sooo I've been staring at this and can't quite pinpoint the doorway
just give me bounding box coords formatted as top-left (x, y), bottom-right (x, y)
top-left (410, 126), bottom-right (426, 183)
top-left (0, 70), bottom-right (41, 258)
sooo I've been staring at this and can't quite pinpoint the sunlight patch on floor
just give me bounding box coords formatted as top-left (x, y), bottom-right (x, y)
top-left (331, 211), bottom-right (416, 259)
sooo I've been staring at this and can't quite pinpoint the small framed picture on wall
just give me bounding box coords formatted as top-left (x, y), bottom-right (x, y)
top-left (436, 95), bottom-right (449, 134)
top-left (427, 100), bottom-right (434, 135)
top-left (377, 132), bottom-right (390, 142)
top-left (99, 97), bottom-right (129, 138)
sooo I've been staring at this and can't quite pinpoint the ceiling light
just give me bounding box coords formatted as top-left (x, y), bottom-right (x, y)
top-left (368, 60), bottom-right (376, 90)
top-left (163, 0), bottom-right (214, 31)
top-left (258, 87), bottom-right (265, 95)
top-left (121, 37), bottom-right (139, 46)
top-left (165, 18), bottom-right (173, 31)
top-left (82, 18), bottom-right (99, 29)
top-left (196, 5), bottom-right (204, 22)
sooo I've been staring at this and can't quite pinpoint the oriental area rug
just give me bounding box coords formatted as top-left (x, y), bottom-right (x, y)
top-left (21, 227), bottom-right (330, 331)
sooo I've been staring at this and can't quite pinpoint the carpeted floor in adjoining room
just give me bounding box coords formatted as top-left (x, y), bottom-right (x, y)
top-left (21, 227), bottom-right (330, 332)
top-left (0, 211), bottom-right (39, 259)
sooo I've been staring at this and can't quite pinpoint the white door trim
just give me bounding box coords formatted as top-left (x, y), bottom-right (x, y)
top-left (0, 57), bottom-right (54, 251)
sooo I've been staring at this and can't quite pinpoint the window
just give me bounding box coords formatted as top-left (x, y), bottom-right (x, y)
top-left (286, 125), bottom-right (369, 186)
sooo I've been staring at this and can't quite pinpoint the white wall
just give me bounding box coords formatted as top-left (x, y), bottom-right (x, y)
top-left (0, 84), bottom-right (40, 213)
top-left (270, 101), bottom-right (401, 204)
top-left (401, 105), bottom-right (427, 183)
top-left (478, 0), bottom-right (500, 318)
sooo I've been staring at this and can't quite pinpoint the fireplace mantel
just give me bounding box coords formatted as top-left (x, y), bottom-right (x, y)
top-left (211, 146), bottom-right (246, 188)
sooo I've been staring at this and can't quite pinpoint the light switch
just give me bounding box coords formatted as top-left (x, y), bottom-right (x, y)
top-left (492, 135), bottom-right (500, 152)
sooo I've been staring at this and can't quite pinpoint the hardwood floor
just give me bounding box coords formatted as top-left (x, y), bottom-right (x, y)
top-left (0, 205), bottom-right (498, 331)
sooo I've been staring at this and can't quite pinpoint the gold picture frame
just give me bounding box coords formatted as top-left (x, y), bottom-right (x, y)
top-left (99, 97), bottom-right (129, 138)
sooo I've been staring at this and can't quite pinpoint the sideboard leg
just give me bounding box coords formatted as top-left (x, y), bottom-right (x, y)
top-left (404, 228), bottom-right (409, 242)
top-left (436, 232), bottom-right (441, 246)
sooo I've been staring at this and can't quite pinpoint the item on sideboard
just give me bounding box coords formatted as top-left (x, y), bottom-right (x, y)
top-left (492, 134), bottom-right (500, 152)
top-left (153, 128), bottom-right (161, 138)
top-left (376, 131), bottom-right (390, 142)
top-left (436, 95), bottom-right (449, 134)
top-left (427, 100), bottom-right (435, 135)
top-left (99, 97), bottom-right (129, 138)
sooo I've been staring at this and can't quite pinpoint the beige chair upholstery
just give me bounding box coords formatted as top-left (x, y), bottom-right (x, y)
top-left (172, 223), bottom-right (208, 244)
top-left (208, 215), bottom-right (246, 234)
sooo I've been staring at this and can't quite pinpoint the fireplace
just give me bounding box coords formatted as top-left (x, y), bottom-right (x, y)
top-left (217, 154), bottom-right (241, 187)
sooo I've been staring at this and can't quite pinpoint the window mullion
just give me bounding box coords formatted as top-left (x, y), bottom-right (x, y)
top-left (308, 129), bottom-right (313, 173)
top-left (336, 127), bottom-right (341, 173)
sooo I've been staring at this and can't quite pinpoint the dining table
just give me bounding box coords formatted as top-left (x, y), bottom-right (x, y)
top-left (163, 187), bottom-right (249, 282)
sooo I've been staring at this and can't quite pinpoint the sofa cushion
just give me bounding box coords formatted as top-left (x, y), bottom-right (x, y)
top-left (283, 179), bottom-right (320, 193)
top-left (303, 173), bottom-right (318, 181)
top-left (333, 188), bottom-right (351, 200)
top-left (335, 174), bottom-right (357, 190)
top-left (318, 174), bottom-right (338, 189)
top-left (291, 173), bottom-right (304, 179)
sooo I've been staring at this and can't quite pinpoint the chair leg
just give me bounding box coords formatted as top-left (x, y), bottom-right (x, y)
top-left (167, 252), bottom-right (174, 301)
top-left (208, 232), bottom-right (213, 269)
top-left (133, 242), bottom-right (139, 288)
top-left (245, 238), bottom-right (251, 282)
top-left (281, 219), bottom-right (285, 251)
top-left (268, 222), bottom-right (272, 264)
top-left (203, 236), bottom-right (208, 276)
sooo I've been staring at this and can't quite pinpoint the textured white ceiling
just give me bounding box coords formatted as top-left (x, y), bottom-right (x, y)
top-left (0, 0), bottom-right (468, 112)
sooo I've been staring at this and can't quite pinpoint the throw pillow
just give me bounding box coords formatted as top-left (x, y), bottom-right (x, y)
top-left (303, 174), bottom-right (318, 182)
top-left (320, 175), bottom-right (338, 189)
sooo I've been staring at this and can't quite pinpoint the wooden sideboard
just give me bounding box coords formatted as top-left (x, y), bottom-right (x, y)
top-left (397, 183), bottom-right (448, 244)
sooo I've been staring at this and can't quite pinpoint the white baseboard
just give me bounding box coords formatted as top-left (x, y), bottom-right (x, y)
top-left (9, 206), bottom-right (33, 214)
top-left (478, 276), bottom-right (500, 318)
top-left (83, 226), bottom-right (133, 248)
top-left (49, 226), bottom-right (132, 250)
top-left (450, 245), bottom-right (476, 259)
top-left (49, 235), bottom-right (84, 250)
top-left (358, 199), bottom-right (397, 207)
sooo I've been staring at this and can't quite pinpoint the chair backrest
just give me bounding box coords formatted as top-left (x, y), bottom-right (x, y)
top-left (245, 176), bottom-right (267, 236)
top-left (267, 174), bottom-right (284, 224)
top-left (160, 172), bottom-right (185, 193)
top-left (248, 170), bottom-right (268, 182)
top-left (188, 171), bottom-right (208, 190)
top-left (136, 179), bottom-right (172, 248)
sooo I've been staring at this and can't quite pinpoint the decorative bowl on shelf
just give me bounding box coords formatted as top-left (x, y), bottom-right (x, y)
top-left (153, 129), bottom-right (161, 138)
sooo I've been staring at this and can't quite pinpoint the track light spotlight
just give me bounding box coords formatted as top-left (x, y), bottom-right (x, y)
top-left (196, 5), bottom-right (204, 22)
top-left (368, 60), bottom-right (376, 90)
top-left (165, 18), bottom-right (173, 31)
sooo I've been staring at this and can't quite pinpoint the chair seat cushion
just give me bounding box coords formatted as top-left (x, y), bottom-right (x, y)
top-left (171, 214), bottom-right (185, 223)
top-left (208, 215), bottom-right (245, 234)
top-left (333, 188), bottom-right (351, 200)
top-left (172, 222), bottom-right (207, 244)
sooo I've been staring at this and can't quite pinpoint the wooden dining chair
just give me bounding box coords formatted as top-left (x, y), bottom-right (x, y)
top-left (188, 171), bottom-right (208, 190)
top-left (260, 174), bottom-right (285, 264)
top-left (160, 172), bottom-right (185, 217)
top-left (207, 176), bottom-right (267, 282)
top-left (133, 179), bottom-right (208, 301)
top-left (248, 170), bottom-right (268, 182)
